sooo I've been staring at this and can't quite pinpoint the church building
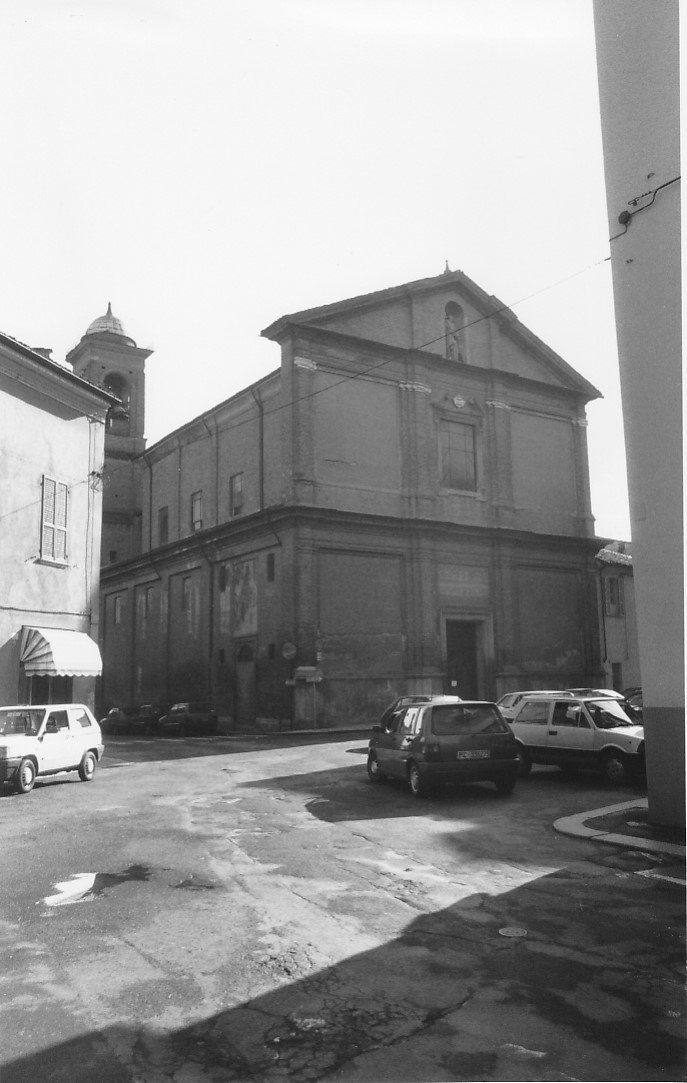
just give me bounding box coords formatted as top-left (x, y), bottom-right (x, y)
top-left (90, 269), bottom-right (605, 728)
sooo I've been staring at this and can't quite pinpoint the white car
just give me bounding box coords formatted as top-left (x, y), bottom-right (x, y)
top-left (496, 690), bottom-right (572, 722)
top-left (0, 704), bottom-right (104, 795)
top-left (510, 694), bottom-right (645, 784)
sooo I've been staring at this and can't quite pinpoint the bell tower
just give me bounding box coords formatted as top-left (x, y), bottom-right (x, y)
top-left (68, 304), bottom-right (153, 566)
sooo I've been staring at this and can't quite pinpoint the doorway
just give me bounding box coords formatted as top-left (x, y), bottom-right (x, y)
top-left (445, 620), bottom-right (480, 698)
top-left (235, 643), bottom-right (257, 727)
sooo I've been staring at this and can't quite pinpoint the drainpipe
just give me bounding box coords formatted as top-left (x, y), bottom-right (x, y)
top-left (597, 563), bottom-right (608, 682)
top-left (250, 388), bottom-right (265, 510)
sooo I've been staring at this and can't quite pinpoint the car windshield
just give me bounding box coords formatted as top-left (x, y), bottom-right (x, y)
top-left (587, 699), bottom-right (639, 729)
top-left (0, 709), bottom-right (43, 736)
top-left (431, 704), bottom-right (508, 736)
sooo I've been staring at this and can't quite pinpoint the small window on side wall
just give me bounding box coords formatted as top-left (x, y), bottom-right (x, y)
top-left (191, 491), bottom-right (203, 532)
top-left (604, 575), bottom-right (625, 617)
top-left (40, 476), bottom-right (68, 562)
top-left (267, 553), bottom-right (275, 582)
top-left (230, 473), bottom-right (243, 517)
top-left (158, 506), bottom-right (169, 546)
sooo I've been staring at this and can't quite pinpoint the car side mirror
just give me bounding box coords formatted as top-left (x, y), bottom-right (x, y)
top-left (372, 724), bottom-right (382, 733)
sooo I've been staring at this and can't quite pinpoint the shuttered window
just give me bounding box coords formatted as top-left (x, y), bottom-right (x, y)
top-left (41, 476), bottom-right (68, 562)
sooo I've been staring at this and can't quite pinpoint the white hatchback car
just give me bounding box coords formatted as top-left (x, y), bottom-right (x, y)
top-left (0, 704), bottom-right (104, 795)
top-left (510, 694), bottom-right (645, 784)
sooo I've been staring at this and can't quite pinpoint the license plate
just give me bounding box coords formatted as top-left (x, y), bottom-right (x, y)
top-left (456, 749), bottom-right (490, 760)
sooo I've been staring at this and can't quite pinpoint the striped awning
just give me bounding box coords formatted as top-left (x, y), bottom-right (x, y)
top-left (20, 626), bottom-right (102, 677)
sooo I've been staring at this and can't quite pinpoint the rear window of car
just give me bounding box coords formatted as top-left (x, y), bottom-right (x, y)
top-left (431, 704), bottom-right (508, 736)
top-left (515, 700), bottom-right (550, 724)
top-left (70, 708), bottom-right (93, 729)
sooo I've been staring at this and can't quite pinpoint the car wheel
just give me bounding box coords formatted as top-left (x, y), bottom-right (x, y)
top-left (602, 753), bottom-right (627, 785)
top-left (408, 761), bottom-right (430, 798)
top-left (16, 758), bottom-right (36, 794)
top-left (78, 751), bottom-right (97, 782)
top-left (515, 745), bottom-right (532, 778)
top-left (494, 776), bottom-right (516, 795)
top-left (366, 751), bottom-right (386, 783)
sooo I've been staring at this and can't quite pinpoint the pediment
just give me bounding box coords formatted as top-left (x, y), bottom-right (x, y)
top-left (262, 270), bottom-right (600, 400)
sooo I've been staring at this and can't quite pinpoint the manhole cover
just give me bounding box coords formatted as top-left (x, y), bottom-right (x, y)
top-left (499, 926), bottom-right (528, 938)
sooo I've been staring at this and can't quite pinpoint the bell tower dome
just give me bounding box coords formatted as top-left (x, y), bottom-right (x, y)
top-left (68, 305), bottom-right (153, 566)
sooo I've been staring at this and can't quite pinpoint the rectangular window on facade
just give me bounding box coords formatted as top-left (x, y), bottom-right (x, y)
top-left (266, 552), bottom-right (275, 582)
top-left (114, 596), bottom-right (123, 625)
top-left (604, 575), bottom-right (625, 617)
top-left (611, 662), bottom-right (623, 691)
top-left (158, 506), bottom-right (169, 546)
top-left (191, 491), bottom-right (203, 532)
top-left (182, 576), bottom-right (192, 611)
top-left (229, 473), bottom-right (243, 516)
top-left (145, 585), bottom-right (154, 619)
top-left (439, 421), bottom-right (477, 491)
top-left (40, 476), bottom-right (68, 562)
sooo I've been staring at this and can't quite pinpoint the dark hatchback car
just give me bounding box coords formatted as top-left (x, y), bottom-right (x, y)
top-left (367, 696), bottom-right (519, 798)
top-left (157, 702), bottom-right (218, 737)
top-left (100, 704), bottom-right (168, 736)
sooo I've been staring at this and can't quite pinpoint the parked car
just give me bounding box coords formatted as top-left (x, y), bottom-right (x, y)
top-left (100, 706), bottom-right (139, 735)
top-left (510, 694), bottom-right (645, 784)
top-left (157, 702), bottom-right (218, 736)
top-left (0, 704), bottom-right (104, 795)
top-left (377, 694), bottom-right (439, 732)
top-left (496, 690), bottom-right (572, 722)
top-left (624, 690), bottom-right (643, 719)
top-left (566, 688), bottom-right (625, 699)
top-left (367, 696), bottom-right (520, 798)
top-left (101, 703), bottom-right (170, 735)
top-left (131, 704), bottom-right (168, 735)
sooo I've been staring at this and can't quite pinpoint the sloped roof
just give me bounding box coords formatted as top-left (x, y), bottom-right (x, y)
top-left (596, 541), bottom-right (633, 567)
top-left (0, 330), bottom-right (117, 405)
top-left (261, 268), bottom-right (601, 400)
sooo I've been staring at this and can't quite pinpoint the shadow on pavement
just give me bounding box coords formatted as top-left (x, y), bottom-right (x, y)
top-left (237, 760), bottom-right (647, 826)
top-left (3, 867), bottom-right (685, 1083)
top-left (100, 730), bottom-right (369, 768)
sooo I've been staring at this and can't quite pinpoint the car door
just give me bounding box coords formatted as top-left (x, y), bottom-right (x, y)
top-left (379, 706), bottom-right (422, 779)
top-left (511, 698), bottom-right (552, 762)
top-left (37, 709), bottom-right (73, 772)
top-left (545, 700), bottom-right (592, 767)
top-left (69, 706), bottom-right (96, 759)
top-left (373, 708), bottom-right (405, 776)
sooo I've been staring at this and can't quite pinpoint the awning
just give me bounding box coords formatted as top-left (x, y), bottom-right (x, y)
top-left (20, 626), bottom-right (102, 677)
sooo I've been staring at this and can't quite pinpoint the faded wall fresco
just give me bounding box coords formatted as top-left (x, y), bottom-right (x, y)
top-left (232, 560), bottom-right (257, 638)
top-left (514, 567), bottom-right (582, 674)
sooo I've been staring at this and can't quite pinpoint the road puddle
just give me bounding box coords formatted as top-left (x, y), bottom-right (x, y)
top-left (39, 864), bottom-right (218, 907)
top-left (40, 864), bottom-right (151, 906)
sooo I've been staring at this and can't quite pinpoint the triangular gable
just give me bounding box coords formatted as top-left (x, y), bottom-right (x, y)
top-left (262, 269), bottom-right (601, 400)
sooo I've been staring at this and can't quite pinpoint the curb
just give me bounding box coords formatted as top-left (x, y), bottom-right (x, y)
top-left (553, 799), bottom-right (686, 857)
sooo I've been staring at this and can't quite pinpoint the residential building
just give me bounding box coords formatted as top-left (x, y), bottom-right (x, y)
top-left (98, 269), bottom-right (606, 728)
top-left (0, 332), bottom-right (116, 709)
top-left (594, 0), bottom-right (683, 825)
top-left (596, 541), bottom-right (641, 693)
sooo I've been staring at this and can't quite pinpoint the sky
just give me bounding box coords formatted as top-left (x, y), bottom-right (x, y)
top-left (1, 0), bottom-right (631, 539)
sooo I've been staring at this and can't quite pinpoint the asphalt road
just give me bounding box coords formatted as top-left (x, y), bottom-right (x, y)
top-left (1, 734), bottom-right (684, 1082)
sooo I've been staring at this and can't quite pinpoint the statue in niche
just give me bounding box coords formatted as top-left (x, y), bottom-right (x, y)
top-left (444, 301), bottom-right (465, 363)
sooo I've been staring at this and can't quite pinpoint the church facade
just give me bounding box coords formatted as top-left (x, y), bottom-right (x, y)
top-left (91, 270), bottom-right (605, 728)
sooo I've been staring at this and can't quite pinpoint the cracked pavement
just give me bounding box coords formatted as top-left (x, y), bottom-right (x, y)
top-left (0, 734), bottom-right (684, 1081)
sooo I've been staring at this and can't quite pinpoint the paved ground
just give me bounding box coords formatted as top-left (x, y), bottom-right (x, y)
top-left (0, 733), bottom-right (685, 1083)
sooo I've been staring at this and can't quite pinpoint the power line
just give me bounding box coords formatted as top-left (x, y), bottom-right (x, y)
top-left (145, 253), bottom-right (612, 449)
top-left (0, 253), bottom-right (612, 525)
